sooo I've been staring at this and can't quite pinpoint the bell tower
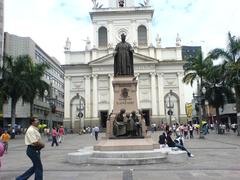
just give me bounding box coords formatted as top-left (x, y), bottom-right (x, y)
top-left (91, 0), bottom-right (153, 48)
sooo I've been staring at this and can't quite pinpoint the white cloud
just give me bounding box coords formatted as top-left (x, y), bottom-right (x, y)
top-left (5, 0), bottom-right (240, 103)
top-left (5, 0), bottom-right (240, 64)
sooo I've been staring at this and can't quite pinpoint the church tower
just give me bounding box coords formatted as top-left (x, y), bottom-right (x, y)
top-left (90, 0), bottom-right (154, 49)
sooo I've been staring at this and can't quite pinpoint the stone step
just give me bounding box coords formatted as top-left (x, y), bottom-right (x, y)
top-left (87, 156), bottom-right (167, 165)
top-left (91, 150), bottom-right (165, 158)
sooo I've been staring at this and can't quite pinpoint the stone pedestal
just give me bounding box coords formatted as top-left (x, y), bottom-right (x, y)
top-left (112, 76), bottom-right (138, 114)
top-left (93, 75), bottom-right (157, 162)
top-left (106, 76), bottom-right (147, 138)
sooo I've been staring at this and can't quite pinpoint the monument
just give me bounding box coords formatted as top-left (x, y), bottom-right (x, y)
top-left (104, 33), bottom-right (147, 139)
top-left (93, 33), bottom-right (155, 153)
top-left (68, 33), bottom-right (167, 165)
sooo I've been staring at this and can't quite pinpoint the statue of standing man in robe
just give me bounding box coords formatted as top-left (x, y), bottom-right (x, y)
top-left (113, 34), bottom-right (134, 77)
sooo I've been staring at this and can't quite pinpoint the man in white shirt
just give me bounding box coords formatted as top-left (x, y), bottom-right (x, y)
top-left (16, 117), bottom-right (45, 180)
top-left (93, 126), bottom-right (99, 141)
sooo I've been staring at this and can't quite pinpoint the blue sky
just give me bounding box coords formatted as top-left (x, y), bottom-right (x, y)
top-left (5, 0), bottom-right (239, 64)
top-left (4, 0), bottom-right (240, 102)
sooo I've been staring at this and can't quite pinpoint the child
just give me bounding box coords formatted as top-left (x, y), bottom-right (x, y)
top-left (0, 130), bottom-right (10, 153)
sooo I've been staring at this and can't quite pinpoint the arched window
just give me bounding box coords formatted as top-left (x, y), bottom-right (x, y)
top-left (98, 27), bottom-right (108, 48)
top-left (138, 25), bottom-right (147, 46)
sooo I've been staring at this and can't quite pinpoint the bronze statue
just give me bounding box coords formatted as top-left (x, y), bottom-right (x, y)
top-left (126, 113), bottom-right (134, 136)
top-left (133, 111), bottom-right (142, 136)
top-left (119, 0), bottom-right (124, 7)
top-left (113, 109), bottom-right (127, 136)
top-left (113, 34), bottom-right (134, 77)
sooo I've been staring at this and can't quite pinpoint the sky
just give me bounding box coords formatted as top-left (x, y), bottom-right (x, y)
top-left (5, 0), bottom-right (240, 63)
top-left (4, 0), bottom-right (240, 102)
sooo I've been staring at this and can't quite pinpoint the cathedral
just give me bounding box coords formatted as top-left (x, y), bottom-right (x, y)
top-left (63, 0), bottom-right (187, 131)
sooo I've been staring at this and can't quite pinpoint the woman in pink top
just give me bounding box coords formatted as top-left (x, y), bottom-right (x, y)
top-left (0, 142), bottom-right (4, 167)
top-left (58, 126), bottom-right (65, 143)
top-left (51, 127), bottom-right (58, 147)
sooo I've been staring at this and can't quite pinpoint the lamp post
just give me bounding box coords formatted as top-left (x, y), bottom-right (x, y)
top-left (193, 83), bottom-right (206, 139)
top-left (44, 80), bottom-right (58, 133)
top-left (166, 90), bottom-right (174, 128)
top-left (77, 96), bottom-right (85, 131)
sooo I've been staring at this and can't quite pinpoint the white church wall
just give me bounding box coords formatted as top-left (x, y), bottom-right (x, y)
top-left (161, 48), bottom-right (178, 60)
top-left (67, 52), bottom-right (86, 64)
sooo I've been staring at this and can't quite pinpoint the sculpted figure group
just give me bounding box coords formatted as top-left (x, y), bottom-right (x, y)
top-left (113, 109), bottom-right (142, 137)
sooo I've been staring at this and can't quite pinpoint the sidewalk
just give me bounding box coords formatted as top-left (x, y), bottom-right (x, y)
top-left (0, 132), bottom-right (240, 180)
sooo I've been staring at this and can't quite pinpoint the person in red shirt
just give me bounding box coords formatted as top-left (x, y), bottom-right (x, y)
top-left (51, 127), bottom-right (58, 147)
top-left (0, 142), bottom-right (4, 167)
top-left (58, 126), bottom-right (65, 143)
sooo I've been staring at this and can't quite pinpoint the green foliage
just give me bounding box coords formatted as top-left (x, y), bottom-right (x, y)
top-left (183, 50), bottom-right (211, 86)
top-left (208, 32), bottom-right (240, 112)
top-left (0, 54), bottom-right (49, 126)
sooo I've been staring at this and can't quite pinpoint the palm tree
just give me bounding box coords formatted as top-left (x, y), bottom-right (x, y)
top-left (203, 64), bottom-right (235, 133)
top-left (208, 32), bottom-right (240, 134)
top-left (183, 50), bottom-right (212, 137)
top-left (23, 62), bottom-right (49, 117)
top-left (0, 55), bottom-right (32, 128)
top-left (182, 50), bottom-right (211, 86)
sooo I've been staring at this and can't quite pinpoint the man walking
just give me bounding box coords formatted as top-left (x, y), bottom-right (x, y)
top-left (93, 126), bottom-right (99, 141)
top-left (16, 117), bottom-right (45, 180)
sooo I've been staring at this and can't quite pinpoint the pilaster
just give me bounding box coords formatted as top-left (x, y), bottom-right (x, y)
top-left (92, 74), bottom-right (98, 118)
top-left (108, 74), bottom-right (114, 113)
top-left (64, 76), bottom-right (71, 119)
top-left (135, 73), bottom-right (140, 108)
top-left (157, 73), bottom-right (165, 116)
top-left (177, 72), bottom-right (186, 115)
top-left (150, 72), bottom-right (157, 116)
top-left (84, 75), bottom-right (91, 118)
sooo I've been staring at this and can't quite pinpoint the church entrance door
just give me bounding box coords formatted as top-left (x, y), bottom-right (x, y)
top-left (100, 111), bottom-right (108, 128)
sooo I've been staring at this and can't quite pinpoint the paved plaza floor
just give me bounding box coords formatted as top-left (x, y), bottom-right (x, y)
top-left (0, 131), bottom-right (240, 180)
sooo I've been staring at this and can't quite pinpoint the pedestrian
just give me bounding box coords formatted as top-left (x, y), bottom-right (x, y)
top-left (0, 142), bottom-right (4, 168)
top-left (159, 132), bottom-right (167, 148)
top-left (93, 126), bottom-right (99, 141)
top-left (0, 130), bottom-right (10, 153)
top-left (166, 130), bottom-right (194, 157)
top-left (51, 127), bottom-right (59, 147)
top-left (189, 125), bottom-right (194, 139)
top-left (58, 126), bottom-right (65, 143)
top-left (16, 117), bottom-right (45, 180)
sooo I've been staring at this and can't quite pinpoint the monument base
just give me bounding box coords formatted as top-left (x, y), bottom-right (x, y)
top-left (67, 144), bottom-right (168, 165)
top-left (94, 137), bottom-right (159, 151)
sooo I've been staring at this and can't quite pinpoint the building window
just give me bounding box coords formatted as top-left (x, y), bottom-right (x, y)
top-left (138, 25), bottom-right (147, 46)
top-left (98, 27), bottom-right (108, 48)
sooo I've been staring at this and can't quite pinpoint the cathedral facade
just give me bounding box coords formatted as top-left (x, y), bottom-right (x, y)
top-left (63, 0), bottom-right (187, 131)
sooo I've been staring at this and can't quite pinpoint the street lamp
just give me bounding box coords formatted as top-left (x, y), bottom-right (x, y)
top-left (166, 90), bottom-right (174, 128)
top-left (77, 96), bottom-right (85, 131)
top-left (44, 80), bottom-right (58, 133)
top-left (193, 85), bottom-right (206, 139)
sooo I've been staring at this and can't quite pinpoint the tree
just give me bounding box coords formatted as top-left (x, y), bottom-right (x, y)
top-left (22, 61), bottom-right (49, 117)
top-left (203, 64), bottom-right (234, 133)
top-left (208, 32), bottom-right (240, 135)
top-left (182, 50), bottom-right (210, 86)
top-left (183, 50), bottom-right (212, 137)
top-left (0, 55), bottom-right (32, 128)
top-left (0, 55), bottom-right (49, 130)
